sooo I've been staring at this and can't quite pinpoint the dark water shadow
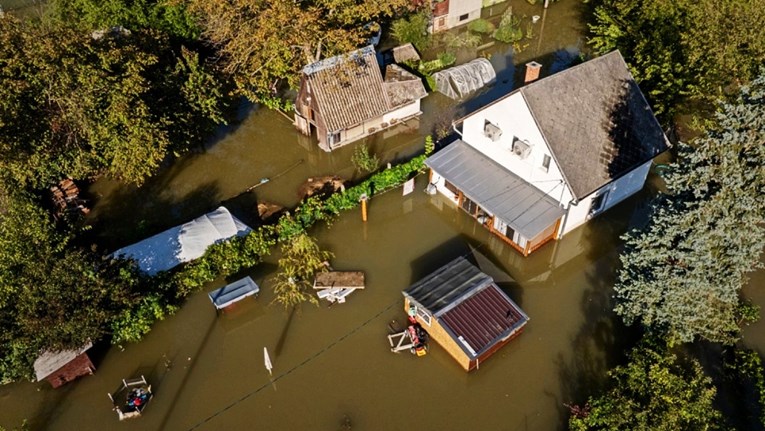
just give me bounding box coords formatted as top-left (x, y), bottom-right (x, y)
top-left (274, 306), bottom-right (297, 358)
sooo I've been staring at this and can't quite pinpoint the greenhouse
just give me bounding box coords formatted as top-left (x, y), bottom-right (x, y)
top-left (432, 58), bottom-right (496, 99)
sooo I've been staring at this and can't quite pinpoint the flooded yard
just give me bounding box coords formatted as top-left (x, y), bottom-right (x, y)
top-left (6, 1), bottom-right (753, 430)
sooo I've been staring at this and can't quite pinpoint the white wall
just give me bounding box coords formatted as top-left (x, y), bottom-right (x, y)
top-left (560, 160), bottom-right (652, 235)
top-left (383, 100), bottom-right (421, 124)
top-left (460, 93), bottom-right (575, 207)
top-left (446, 9), bottom-right (481, 29)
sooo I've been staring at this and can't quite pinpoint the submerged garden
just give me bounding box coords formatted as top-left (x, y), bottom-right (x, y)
top-left (0, 0), bottom-right (764, 429)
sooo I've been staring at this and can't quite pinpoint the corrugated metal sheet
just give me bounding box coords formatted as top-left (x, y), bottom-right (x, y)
top-left (439, 284), bottom-right (528, 359)
top-left (426, 140), bottom-right (565, 239)
top-left (404, 256), bottom-right (492, 315)
top-left (303, 46), bottom-right (390, 133)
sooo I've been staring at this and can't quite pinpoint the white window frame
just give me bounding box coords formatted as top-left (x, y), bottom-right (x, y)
top-left (417, 307), bottom-right (432, 326)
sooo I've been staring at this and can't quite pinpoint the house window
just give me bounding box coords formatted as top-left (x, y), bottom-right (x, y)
top-left (329, 131), bottom-right (341, 145)
top-left (461, 195), bottom-right (478, 215)
top-left (542, 154), bottom-right (551, 172)
top-left (459, 13), bottom-right (469, 21)
top-left (590, 191), bottom-right (609, 215)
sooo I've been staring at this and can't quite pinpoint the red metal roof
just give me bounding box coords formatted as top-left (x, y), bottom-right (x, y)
top-left (439, 284), bottom-right (528, 358)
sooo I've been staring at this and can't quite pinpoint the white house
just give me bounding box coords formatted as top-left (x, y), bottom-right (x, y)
top-left (431, 0), bottom-right (484, 32)
top-left (426, 51), bottom-right (669, 256)
top-left (294, 45), bottom-right (427, 152)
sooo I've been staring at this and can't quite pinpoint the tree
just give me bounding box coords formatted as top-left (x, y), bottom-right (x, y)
top-left (613, 71), bottom-right (765, 344)
top-left (568, 339), bottom-right (723, 431)
top-left (351, 144), bottom-right (380, 174)
top-left (391, 12), bottom-right (430, 51)
top-left (0, 191), bottom-right (144, 382)
top-left (0, 15), bottom-right (225, 188)
top-left (587, 0), bottom-right (765, 118)
top-left (188, 0), bottom-right (410, 104)
top-left (271, 233), bottom-right (333, 310)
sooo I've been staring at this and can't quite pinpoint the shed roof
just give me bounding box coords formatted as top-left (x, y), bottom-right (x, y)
top-left (313, 271), bottom-right (365, 289)
top-left (404, 256), bottom-right (493, 315)
top-left (208, 276), bottom-right (260, 309)
top-left (391, 43), bottom-right (421, 63)
top-left (440, 284), bottom-right (528, 359)
top-left (519, 50), bottom-right (669, 199)
top-left (34, 341), bottom-right (93, 381)
top-left (426, 140), bottom-right (565, 239)
top-left (302, 46), bottom-right (390, 133)
top-left (384, 64), bottom-right (427, 108)
top-left (113, 206), bottom-right (251, 275)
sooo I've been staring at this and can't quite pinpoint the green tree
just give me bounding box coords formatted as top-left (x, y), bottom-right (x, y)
top-left (391, 12), bottom-right (430, 51)
top-left (569, 339), bottom-right (723, 431)
top-left (613, 72), bottom-right (765, 344)
top-left (0, 15), bottom-right (225, 188)
top-left (351, 144), bottom-right (380, 174)
top-left (587, 0), bottom-right (765, 118)
top-left (0, 191), bottom-right (144, 382)
top-left (272, 233), bottom-right (333, 310)
top-left (188, 0), bottom-right (409, 104)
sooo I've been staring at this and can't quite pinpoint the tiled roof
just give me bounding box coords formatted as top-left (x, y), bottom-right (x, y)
top-left (34, 341), bottom-right (93, 381)
top-left (302, 46), bottom-right (390, 133)
top-left (519, 50), bottom-right (669, 199)
top-left (384, 64), bottom-right (427, 108)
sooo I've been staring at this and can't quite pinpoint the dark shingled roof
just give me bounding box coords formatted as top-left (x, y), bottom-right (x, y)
top-left (519, 50), bottom-right (669, 199)
top-left (302, 46), bottom-right (389, 133)
top-left (405, 256), bottom-right (493, 315)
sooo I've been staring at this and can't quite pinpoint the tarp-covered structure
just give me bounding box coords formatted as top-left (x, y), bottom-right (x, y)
top-left (432, 58), bottom-right (496, 99)
top-left (113, 206), bottom-right (251, 275)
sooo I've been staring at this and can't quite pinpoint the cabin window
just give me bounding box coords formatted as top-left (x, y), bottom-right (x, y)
top-left (590, 191), bottom-right (609, 215)
top-left (417, 308), bottom-right (432, 326)
top-left (459, 13), bottom-right (469, 21)
top-left (444, 180), bottom-right (460, 196)
top-left (542, 154), bottom-right (551, 172)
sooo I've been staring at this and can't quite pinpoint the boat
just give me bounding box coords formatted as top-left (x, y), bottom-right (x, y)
top-left (107, 375), bottom-right (153, 420)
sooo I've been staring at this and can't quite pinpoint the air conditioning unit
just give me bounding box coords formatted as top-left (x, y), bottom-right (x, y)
top-left (512, 138), bottom-right (532, 159)
top-left (484, 121), bottom-right (502, 142)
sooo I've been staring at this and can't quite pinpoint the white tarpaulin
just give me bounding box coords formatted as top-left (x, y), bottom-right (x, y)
top-left (113, 206), bottom-right (251, 275)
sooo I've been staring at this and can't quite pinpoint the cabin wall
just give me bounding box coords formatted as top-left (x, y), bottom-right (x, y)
top-left (382, 100), bottom-right (421, 125)
top-left (45, 353), bottom-right (95, 388)
top-left (404, 298), bottom-right (471, 371)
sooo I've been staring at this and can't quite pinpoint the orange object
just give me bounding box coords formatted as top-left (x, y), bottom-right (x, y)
top-left (361, 197), bottom-right (368, 222)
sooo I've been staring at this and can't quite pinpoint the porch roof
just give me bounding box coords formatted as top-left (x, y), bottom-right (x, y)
top-left (426, 140), bottom-right (565, 239)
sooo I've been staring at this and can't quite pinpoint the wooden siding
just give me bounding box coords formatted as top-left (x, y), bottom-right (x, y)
top-left (45, 353), bottom-right (95, 388)
top-left (405, 298), bottom-right (471, 370)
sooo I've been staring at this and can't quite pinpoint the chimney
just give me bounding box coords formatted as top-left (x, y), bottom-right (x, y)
top-left (524, 61), bottom-right (542, 84)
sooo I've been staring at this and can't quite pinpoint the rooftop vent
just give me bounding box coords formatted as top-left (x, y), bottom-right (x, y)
top-left (484, 121), bottom-right (502, 142)
top-left (512, 138), bottom-right (532, 159)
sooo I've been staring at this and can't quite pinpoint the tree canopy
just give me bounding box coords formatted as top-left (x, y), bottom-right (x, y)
top-left (613, 71), bottom-right (765, 344)
top-left (187, 0), bottom-right (410, 105)
top-left (569, 340), bottom-right (723, 431)
top-left (587, 0), bottom-right (765, 118)
top-left (0, 15), bottom-right (225, 188)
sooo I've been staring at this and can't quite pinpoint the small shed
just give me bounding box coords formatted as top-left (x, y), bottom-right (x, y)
top-left (432, 58), bottom-right (496, 99)
top-left (34, 342), bottom-right (95, 388)
top-left (403, 256), bottom-right (528, 371)
top-left (208, 276), bottom-right (260, 311)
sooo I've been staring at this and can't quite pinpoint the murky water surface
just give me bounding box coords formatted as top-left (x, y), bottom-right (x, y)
top-left (6, 2), bottom-right (755, 431)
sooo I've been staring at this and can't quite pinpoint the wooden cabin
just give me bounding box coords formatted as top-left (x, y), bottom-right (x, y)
top-left (403, 257), bottom-right (528, 371)
top-left (33, 342), bottom-right (95, 388)
top-left (294, 45), bottom-right (427, 152)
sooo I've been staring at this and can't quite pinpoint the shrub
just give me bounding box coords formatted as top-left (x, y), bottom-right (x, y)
top-left (391, 13), bottom-right (431, 51)
top-left (468, 18), bottom-right (495, 34)
top-left (493, 8), bottom-right (523, 44)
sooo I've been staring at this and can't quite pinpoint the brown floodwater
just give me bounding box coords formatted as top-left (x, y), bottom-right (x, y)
top-left (7, 2), bottom-right (753, 430)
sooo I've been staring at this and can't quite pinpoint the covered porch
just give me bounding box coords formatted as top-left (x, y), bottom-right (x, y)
top-left (426, 140), bottom-right (565, 256)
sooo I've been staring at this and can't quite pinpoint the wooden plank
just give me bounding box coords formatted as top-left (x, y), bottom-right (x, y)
top-left (313, 271), bottom-right (365, 290)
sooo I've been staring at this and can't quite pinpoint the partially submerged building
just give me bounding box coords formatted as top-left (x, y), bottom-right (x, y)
top-left (34, 342), bottom-right (95, 388)
top-left (431, 0), bottom-right (483, 32)
top-left (294, 46), bottom-right (427, 151)
top-left (113, 206), bottom-right (251, 275)
top-left (426, 51), bottom-right (669, 256)
top-left (403, 256), bottom-right (528, 371)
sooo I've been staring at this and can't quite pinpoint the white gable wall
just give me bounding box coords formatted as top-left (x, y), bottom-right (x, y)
top-left (446, 0), bottom-right (482, 28)
top-left (460, 93), bottom-right (575, 208)
top-left (561, 159), bottom-right (652, 235)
